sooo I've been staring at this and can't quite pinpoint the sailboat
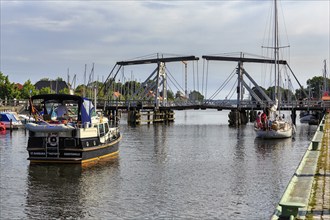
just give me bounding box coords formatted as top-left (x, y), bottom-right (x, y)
top-left (254, 0), bottom-right (294, 139)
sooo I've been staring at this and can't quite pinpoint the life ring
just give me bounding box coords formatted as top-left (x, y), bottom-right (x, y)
top-left (48, 134), bottom-right (58, 146)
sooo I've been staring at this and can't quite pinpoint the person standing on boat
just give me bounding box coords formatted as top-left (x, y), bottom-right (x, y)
top-left (256, 111), bottom-right (262, 128)
top-left (261, 111), bottom-right (267, 130)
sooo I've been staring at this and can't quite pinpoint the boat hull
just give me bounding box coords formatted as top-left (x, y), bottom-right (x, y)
top-left (255, 128), bottom-right (292, 139)
top-left (27, 135), bottom-right (122, 164)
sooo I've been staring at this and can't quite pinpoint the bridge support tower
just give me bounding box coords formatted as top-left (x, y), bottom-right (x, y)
top-left (127, 109), bottom-right (175, 125)
top-left (228, 109), bottom-right (249, 126)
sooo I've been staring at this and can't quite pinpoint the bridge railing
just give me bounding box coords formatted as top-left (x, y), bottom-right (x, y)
top-left (99, 99), bottom-right (328, 110)
top-left (1, 98), bottom-right (326, 111)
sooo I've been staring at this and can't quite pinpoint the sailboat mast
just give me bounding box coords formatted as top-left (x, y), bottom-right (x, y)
top-left (274, 0), bottom-right (280, 103)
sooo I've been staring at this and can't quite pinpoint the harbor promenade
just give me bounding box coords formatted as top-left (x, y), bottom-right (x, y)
top-left (272, 112), bottom-right (330, 220)
top-left (306, 112), bottom-right (330, 219)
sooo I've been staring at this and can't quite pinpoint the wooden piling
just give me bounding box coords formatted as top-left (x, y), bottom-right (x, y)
top-left (10, 119), bottom-right (13, 132)
top-left (228, 110), bottom-right (248, 126)
top-left (147, 111), bottom-right (151, 125)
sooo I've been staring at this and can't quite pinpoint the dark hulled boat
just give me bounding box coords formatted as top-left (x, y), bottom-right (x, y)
top-left (26, 94), bottom-right (121, 164)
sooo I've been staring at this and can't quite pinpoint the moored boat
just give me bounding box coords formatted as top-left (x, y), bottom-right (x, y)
top-left (0, 112), bottom-right (24, 129)
top-left (254, 100), bottom-right (294, 139)
top-left (255, 120), bottom-right (294, 139)
top-left (299, 110), bottom-right (322, 124)
top-left (254, 0), bottom-right (294, 139)
top-left (26, 94), bottom-right (121, 164)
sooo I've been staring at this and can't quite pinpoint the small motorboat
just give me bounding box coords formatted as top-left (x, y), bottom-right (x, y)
top-left (0, 112), bottom-right (24, 129)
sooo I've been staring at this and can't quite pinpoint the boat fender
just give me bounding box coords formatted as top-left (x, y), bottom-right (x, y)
top-left (48, 134), bottom-right (58, 146)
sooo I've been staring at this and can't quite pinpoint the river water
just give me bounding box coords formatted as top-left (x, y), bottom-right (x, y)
top-left (0, 110), bottom-right (316, 219)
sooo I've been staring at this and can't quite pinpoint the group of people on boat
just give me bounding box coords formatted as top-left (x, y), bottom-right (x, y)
top-left (255, 110), bottom-right (285, 131)
top-left (32, 102), bottom-right (77, 127)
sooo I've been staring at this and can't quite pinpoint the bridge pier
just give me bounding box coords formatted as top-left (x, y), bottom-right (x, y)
top-left (127, 108), bottom-right (141, 125)
top-left (291, 109), bottom-right (296, 126)
top-left (249, 110), bottom-right (257, 122)
top-left (228, 109), bottom-right (249, 126)
top-left (127, 109), bottom-right (175, 125)
top-left (106, 108), bottom-right (121, 126)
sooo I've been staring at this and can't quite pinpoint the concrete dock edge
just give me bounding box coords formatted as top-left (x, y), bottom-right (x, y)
top-left (271, 112), bottom-right (330, 220)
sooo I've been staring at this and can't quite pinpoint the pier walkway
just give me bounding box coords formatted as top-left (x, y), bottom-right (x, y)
top-left (306, 113), bottom-right (330, 219)
top-left (272, 112), bottom-right (330, 220)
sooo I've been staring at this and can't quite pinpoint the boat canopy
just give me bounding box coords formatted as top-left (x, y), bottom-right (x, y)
top-left (30, 94), bottom-right (95, 124)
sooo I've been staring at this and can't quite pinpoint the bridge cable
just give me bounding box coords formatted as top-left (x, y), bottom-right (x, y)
top-left (201, 59), bottom-right (205, 98)
top-left (207, 68), bottom-right (237, 101)
top-left (197, 59), bottom-right (200, 92)
top-left (205, 60), bottom-right (209, 101)
top-left (165, 67), bottom-right (185, 92)
top-left (193, 60), bottom-right (195, 92)
top-left (227, 78), bottom-right (239, 100)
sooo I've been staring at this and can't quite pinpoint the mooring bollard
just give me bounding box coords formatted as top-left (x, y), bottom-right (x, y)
top-left (319, 125), bottom-right (323, 132)
top-left (312, 141), bottom-right (319, 150)
top-left (279, 202), bottom-right (305, 219)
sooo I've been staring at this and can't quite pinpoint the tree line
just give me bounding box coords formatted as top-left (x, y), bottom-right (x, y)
top-left (1, 71), bottom-right (329, 102)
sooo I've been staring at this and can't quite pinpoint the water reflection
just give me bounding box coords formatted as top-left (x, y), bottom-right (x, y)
top-left (25, 158), bottom-right (119, 219)
top-left (254, 138), bottom-right (293, 150)
top-left (1, 111), bottom-right (319, 219)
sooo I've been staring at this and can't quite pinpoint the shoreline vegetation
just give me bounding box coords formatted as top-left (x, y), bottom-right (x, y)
top-left (1, 72), bottom-right (329, 105)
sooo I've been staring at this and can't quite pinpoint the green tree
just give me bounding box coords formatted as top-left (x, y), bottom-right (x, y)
top-left (295, 87), bottom-right (308, 100)
top-left (59, 87), bottom-right (70, 94)
top-left (0, 72), bottom-right (15, 99)
top-left (167, 90), bottom-right (174, 101)
top-left (39, 87), bottom-right (52, 95)
top-left (306, 76), bottom-right (330, 99)
top-left (74, 84), bottom-right (86, 96)
top-left (12, 84), bottom-right (22, 99)
top-left (21, 80), bottom-right (38, 98)
top-left (189, 90), bottom-right (204, 101)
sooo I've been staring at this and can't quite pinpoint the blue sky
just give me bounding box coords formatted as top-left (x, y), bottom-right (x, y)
top-left (1, 0), bottom-right (329, 99)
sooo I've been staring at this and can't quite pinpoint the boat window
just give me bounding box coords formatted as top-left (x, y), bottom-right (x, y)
top-left (104, 123), bottom-right (109, 134)
top-left (99, 124), bottom-right (105, 136)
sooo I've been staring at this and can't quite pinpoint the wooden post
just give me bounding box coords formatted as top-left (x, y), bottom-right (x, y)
top-left (291, 109), bottom-right (296, 125)
top-left (147, 111), bottom-right (150, 125)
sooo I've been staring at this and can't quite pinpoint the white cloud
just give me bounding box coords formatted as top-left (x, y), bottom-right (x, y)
top-left (0, 0), bottom-right (329, 98)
